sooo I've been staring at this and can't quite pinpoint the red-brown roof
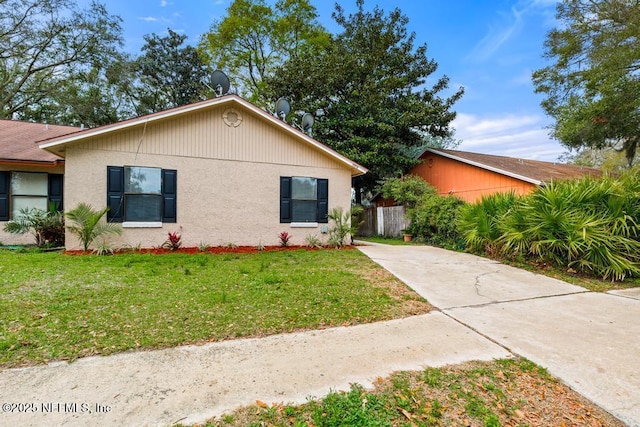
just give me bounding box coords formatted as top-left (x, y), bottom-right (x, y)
top-left (424, 148), bottom-right (602, 184)
top-left (0, 120), bottom-right (79, 164)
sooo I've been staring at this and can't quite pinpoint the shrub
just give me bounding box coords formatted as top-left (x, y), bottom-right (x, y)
top-left (504, 177), bottom-right (640, 281)
top-left (162, 231), bottom-right (182, 251)
top-left (379, 175), bottom-right (437, 209)
top-left (65, 203), bottom-right (122, 251)
top-left (459, 174), bottom-right (640, 281)
top-left (408, 194), bottom-right (465, 249)
top-left (304, 234), bottom-right (322, 248)
top-left (278, 231), bottom-right (292, 247)
top-left (458, 191), bottom-right (519, 255)
top-left (3, 204), bottom-right (65, 247)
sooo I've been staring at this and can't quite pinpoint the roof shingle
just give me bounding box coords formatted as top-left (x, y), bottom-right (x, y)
top-left (0, 120), bottom-right (79, 164)
top-left (425, 148), bottom-right (602, 184)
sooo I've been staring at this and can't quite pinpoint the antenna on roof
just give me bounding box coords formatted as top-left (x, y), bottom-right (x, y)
top-left (273, 97), bottom-right (314, 136)
top-left (301, 112), bottom-right (314, 136)
top-left (209, 70), bottom-right (230, 97)
top-left (275, 98), bottom-right (291, 121)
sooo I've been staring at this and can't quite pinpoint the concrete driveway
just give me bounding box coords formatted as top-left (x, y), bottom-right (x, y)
top-left (358, 243), bottom-right (640, 426)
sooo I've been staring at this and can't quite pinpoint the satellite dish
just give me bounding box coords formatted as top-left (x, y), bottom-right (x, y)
top-left (302, 112), bottom-right (314, 134)
top-left (275, 97), bottom-right (290, 120)
top-left (210, 70), bottom-right (230, 97)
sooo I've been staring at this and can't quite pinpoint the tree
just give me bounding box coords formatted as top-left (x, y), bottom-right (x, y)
top-left (267, 1), bottom-right (463, 200)
top-left (134, 29), bottom-right (209, 115)
top-left (0, 0), bottom-right (124, 122)
top-left (533, 0), bottom-right (640, 167)
top-left (559, 146), bottom-right (636, 171)
top-left (198, 0), bottom-right (329, 107)
top-left (24, 54), bottom-right (138, 127)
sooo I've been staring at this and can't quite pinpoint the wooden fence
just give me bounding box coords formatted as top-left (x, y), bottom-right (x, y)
top-left (358, 206), bottom-right (406, 238)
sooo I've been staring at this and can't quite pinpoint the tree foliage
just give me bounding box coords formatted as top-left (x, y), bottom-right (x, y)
top-left (198, 0), bottom-right (329, 107)
top-left (0, 0), bottom-right (124, 122)
top-left (134, 29), bottom-right (209, 115)
top-left (533, 0), bottom-right (640, 167)
top-left (267, 0), bottom-right (463, 198)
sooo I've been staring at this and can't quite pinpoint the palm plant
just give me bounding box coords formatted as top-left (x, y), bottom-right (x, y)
top-left (65, 203), bottom-right (122, 251)
top-left (3, 204), bottom-right (65, 247)
top-left (327, 206), bottom-right (363, 247)
top-left (499, 177), bottom-right (640, 281)
top-left (458, 191), bottom-right (518, 255)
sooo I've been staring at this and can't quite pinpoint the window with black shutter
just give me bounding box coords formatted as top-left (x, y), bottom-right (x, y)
top-left (0, 172), bottom-right (64, 220)
top-left (280, 176), bottom-right (328, 223)
top-left (107, 166), bottom-right (176, 223)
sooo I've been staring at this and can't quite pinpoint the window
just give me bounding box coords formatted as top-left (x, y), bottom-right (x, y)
top-left (11, 172), bottom-right (48, 217)
top-left (107, 166), bottom-right (176, 224)
top-left (0, 172), bottom-right (63, 221)
top-left (280, 176), bottom-right (328, 223)
top-left (124, 167), bottom-right (162, 222)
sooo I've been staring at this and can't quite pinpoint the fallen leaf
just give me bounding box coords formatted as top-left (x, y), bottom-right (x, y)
top-left (400, 408), bottom-right (412, 420)
top-left (256, 400), bottom-right (268, 408)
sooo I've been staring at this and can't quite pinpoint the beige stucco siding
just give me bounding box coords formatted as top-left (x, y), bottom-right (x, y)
top-left (63, 105), bottom-right (354, 249)
top-left (0, 163), bottom-right (64, 245)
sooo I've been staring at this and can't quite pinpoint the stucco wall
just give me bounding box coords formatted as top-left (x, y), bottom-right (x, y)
top-left (62, 105), bottom-right (354, 249)
top-left (0, 163), bottom-right (64, 246)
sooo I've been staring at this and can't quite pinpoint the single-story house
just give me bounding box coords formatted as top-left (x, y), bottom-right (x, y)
top-left (405, 148), bottom-right (602, 203)
top-left (0, 120), bottom-right (79, 245)
top-left (34, 94), bottom-right (367, 250)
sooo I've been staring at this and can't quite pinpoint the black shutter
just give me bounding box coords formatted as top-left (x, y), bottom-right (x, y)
top-left (106, 166), bottom-right (124, 222)
top-left (317, 178), bottom-right (328, 223)
top-left (280, 176), bottom-right (292, 223)
top-left (162, 169), bottom-right (177, 223)
top-left (48, 174), bottom-right (63, 211)
top-left (0, 171), bottom-right (9, 221)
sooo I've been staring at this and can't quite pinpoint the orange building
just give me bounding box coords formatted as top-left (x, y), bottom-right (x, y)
top-left (408, 148), bottom-right (602, 203)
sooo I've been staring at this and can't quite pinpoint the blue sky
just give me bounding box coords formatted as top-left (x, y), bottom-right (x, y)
top-left (86, 0), bottom-right (564, 162)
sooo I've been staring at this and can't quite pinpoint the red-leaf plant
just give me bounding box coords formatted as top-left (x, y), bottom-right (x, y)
top-left (162, 231), bottom-right (182, 251)
top-left (278, 231), bottom-right (292, 247)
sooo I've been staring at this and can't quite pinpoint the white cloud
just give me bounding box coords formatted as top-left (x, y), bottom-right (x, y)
top-left (467, 8), bottom-right (523, 62)
top-left (160, 0), bottom-right (170, 6)
top-left (453, 113), bottom-right (565, 162)
top-left (138, 15), bottom-right (173, 25)
top-left (467, 0), bottom-right (557, 62)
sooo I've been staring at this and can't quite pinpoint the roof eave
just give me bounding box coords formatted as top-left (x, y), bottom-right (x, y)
top-left (0, 158), bottom-right (65, 167)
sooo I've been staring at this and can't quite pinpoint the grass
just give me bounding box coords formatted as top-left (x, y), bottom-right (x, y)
top-left (0, 248), bottom-right (429, 368)
top-left (356, 236), bottom-right (416, 246)
top-left (200, 357), bottom-right (623, 426)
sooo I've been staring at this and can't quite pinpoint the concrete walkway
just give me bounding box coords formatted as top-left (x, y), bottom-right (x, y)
top-left (1, 243), bottom-right (638, 426)
top-left (358, 243), bottom-right (640, 427)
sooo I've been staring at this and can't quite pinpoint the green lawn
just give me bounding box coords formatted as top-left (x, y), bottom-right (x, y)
top-left (0, 248), bottom-right (429, 367)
